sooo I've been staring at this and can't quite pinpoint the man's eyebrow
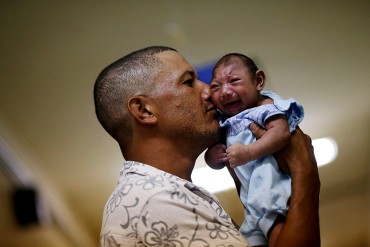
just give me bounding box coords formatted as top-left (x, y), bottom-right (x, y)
top-left (179, 70), bottom-right (196, 80)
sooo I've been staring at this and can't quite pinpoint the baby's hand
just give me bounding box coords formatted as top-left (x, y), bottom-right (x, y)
top-left (226, 144), bottom-right (252, 168)
top-left (205, 143), bottom-right (229, 169)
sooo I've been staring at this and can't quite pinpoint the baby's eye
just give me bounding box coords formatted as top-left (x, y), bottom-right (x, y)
top-left (210, 84), bottom-right (220, 91)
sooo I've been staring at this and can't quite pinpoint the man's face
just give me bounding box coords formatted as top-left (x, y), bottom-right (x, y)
top-left (210, 61), bottom-right (260, 116)
top-left (151, 51), bottom-right (220, 147)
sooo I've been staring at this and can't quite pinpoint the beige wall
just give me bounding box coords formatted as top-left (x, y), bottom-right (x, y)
top-left (0, 170), bottom-right (73, 247)
top-left (0, 115), bottom-right (95, 247)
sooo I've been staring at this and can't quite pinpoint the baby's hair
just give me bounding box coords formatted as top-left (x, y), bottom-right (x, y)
top-left (213, 53), bottom-right (259, 78)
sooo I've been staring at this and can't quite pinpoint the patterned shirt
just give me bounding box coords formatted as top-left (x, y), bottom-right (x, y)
top-left (100, 161), bottom-right (250, 247)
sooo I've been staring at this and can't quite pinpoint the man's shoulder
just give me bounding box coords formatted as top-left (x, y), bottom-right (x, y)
top-left (105, 168), bottom-right (189, 214)
top-left (100, 171), bottom-right (185, 240)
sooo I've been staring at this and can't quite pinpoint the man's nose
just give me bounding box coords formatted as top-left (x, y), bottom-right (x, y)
top-left (200, 82), bottom-right (211, 100)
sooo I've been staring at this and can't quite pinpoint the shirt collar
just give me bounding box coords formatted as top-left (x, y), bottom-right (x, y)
top-left (121, 160), bottom-right (217, 202)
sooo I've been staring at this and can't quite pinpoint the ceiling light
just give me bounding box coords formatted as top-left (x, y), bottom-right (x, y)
top-left (313, 137), bottom-right (338, 167)
top-left (191, 166), bottom-right (234, 194)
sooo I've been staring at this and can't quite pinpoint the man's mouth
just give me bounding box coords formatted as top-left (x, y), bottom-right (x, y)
top-left (206, 105), bottom-right (217, 112)
top-left (206, 105), bottom-right (220, 118)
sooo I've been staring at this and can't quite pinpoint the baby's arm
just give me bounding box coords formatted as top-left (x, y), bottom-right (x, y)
top-left (205, 143), bottom-right (230, 169)
top-left (227, 114), bottom-right (290, 168)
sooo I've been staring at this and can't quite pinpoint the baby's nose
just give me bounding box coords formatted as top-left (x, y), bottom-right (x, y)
top-left (221, 84), bottom-right (233, 97)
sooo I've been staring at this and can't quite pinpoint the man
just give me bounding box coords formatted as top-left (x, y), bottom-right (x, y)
top-left (94, 46), bottom-right (320, 247)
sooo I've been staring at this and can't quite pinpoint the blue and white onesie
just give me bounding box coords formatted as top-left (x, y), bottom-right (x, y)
top-left (220, 91), bottom-right (304, 246)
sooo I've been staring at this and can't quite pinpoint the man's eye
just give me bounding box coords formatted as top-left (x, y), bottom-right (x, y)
top-left (184, 79), bottom-right (193, 87)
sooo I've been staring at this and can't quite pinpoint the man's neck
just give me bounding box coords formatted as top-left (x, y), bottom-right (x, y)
top-left (124, 139), bottom-right (199, 181)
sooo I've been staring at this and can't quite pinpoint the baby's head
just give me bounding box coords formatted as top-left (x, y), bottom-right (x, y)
top-left (213, 53), bottom-right (259, 78)
top-left (210, 53), bottom-right (266, 116)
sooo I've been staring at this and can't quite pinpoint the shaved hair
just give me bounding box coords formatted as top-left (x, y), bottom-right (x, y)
top-left (94, 46), bottom-right (177, 149)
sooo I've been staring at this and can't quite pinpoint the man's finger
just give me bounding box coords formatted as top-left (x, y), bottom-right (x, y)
top-left (249, 123), bottom-right (266, 139)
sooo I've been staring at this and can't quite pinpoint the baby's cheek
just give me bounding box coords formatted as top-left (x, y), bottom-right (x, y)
top-left (211, 94), bottom-right (221, 105)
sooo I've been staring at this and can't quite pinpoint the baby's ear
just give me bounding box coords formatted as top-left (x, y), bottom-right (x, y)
top-left (255, 70), bottom-right (266, 90)
top-left (127, 96), bottom-right (158, 124)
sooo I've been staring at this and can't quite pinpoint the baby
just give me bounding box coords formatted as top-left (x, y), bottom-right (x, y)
top-left (205, 53), bottom-right (304, 246)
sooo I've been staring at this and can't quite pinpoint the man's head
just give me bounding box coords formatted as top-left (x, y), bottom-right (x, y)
top-left (94, 46), bottom-right (176, 149)
top-left (210, 53), bottom-right (266, 116)
top-left (94, 46), bottom-right (220, 157)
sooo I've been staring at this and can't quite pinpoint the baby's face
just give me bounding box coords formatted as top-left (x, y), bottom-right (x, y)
top-left (210, 62), bottom-right (260, 116)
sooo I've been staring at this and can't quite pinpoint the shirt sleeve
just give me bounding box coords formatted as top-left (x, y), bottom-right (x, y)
top-left (136, 189), bottom-right (250, 247)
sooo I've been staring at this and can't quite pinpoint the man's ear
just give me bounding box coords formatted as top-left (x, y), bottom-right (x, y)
top-left (255, 70), bottom-right (266, 91)
top-left (127, 96), bottom-right (158, 124)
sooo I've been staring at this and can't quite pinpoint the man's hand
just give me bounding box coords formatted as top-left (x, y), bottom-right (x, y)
top-left (249, 122), bottom-right (321, 247)
top-left (205, 143), bottom-right (229, 170)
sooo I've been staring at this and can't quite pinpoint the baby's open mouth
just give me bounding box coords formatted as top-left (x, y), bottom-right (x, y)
top-left (224, 100), bottom-right (240, 109)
